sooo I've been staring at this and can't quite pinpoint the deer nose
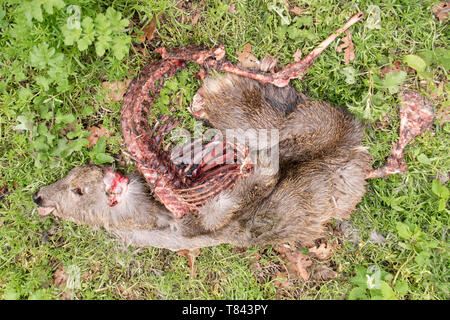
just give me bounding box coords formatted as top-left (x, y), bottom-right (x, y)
top-left (32, 191), bottom-right (42, 206)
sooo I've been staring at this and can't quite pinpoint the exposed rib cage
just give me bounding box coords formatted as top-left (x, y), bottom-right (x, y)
top-left (121, 46), bottom-right (252, 218)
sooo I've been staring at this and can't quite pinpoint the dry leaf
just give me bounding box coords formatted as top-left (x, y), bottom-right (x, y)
top-left (289, 6), bottom-right (303, 16)
top-left (177, 248), bottom-right (201, 277)
top-left (433, 2), bottom-right (449, 22)
top-left (191, 10), bottom-right (201, 25)
top-left (293, 48), bottom-right (302, 62)
top-left (53, 265), bottom-right (68, 287)
top-left (336, 29), bottom-right (355, 65)
top-left (275, 245), bottom-right (312, 281)
top-left (308, 242), bottom-right (334, 260)
top-left (273, 271), bottom-right (293, 288)
top-left (313, 265), bottom-right (336, 281)
top-left (237, 43), bottom-right (260, 69)
top-left (228, 3), bottom-right (236, 14)
top-left (381, 61), bottom-right (402, 75)
top-left (139, 15), bottom-right (157, 43)
top-left (87, 125), bottom-right (109, 148)
top-left (102, 79), bottom-right (131, 102)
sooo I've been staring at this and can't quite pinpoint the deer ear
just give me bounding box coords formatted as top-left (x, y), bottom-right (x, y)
top-left (103, 169), bottom-right (130, 207)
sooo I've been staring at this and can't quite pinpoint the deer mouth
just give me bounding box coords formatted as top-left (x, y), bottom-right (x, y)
top-left (37, 206), bottom-right (55, 216)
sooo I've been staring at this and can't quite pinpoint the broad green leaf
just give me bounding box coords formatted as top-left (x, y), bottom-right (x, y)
top-left (403, 55), bottom-right (427, 72)
top-left (417, 49), bottom-right (434, 66)
top-left (396, 222), bottom-right (412, 240)
top-left (438, 198), bottom-right (447, 212)
top-left (414, 250), bottom-right (431, 266)
top-left (94, 153), bottom-right (115, 164)
top-left (347, 287), bottom-right (368, 300)
top-left (394, 281), bottom-right (409, 296)
top-left (55, 112), bottom-right (75, 124)
top-left (92, 136), bottom-right (107, 153)
top-left (432, 179), bottom-right (442, 196)
top-left (350, 266), bottom-right (368, 289)
top-left (65, 138), bottom-right (88, 155)
top-left (379, 281), bottom-right (397, 300)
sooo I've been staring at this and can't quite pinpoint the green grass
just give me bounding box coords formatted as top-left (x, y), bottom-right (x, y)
top-left (0, 0), bottom-right (448, 300)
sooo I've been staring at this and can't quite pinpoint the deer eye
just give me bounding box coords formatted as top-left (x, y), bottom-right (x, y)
top-left (71, 188), bottom-right (84, 196)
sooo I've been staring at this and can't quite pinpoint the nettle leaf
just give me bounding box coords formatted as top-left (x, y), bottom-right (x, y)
top-left (42, 0), bottom-right (65, 15)
top-left (91, 135), bottom-right (106, 153)
top-left (414, 250), bottom-right (431, 266)
top-left (66, 128), bottom-right (88, 140)
top-left (403, 55), bottom-right (427, 73)
top-left (350, 266), bottom-right (368, 289)
top-left (52, 137), bottom-right (88, 158)
top-left (55, 111), bottom-right (75, 124)
top-left (341, 66), bottom-right (357, 84)
top-left (294, 15), bottom-right (313, 27)
top-left (66, 138), bottom-right (89, 155)
top-left (37, 123), bottom-right (55, 144)
top-left (38, 105), bottom-right (53, 121)
top-left (81, 105), bottom-right (94, 116)
top-left (33, 135), bottom-right (50, 152)
top-left (382, 71), bottom-right (406, 94)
